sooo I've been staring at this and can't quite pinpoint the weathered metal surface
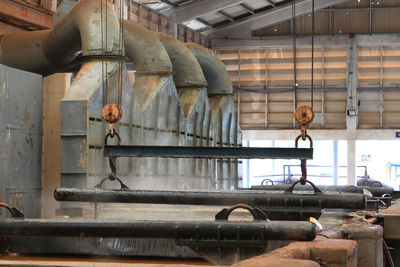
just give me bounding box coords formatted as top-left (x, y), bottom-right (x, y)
top-left (185, 43), bottom-right (233, 96)
top-left (0, 0), bottom-right (52, 30)
top-left (250, 184), bottom-right (394, 197)
top-left (154, 31), bottom-right (207, 88)
top-left (0, 0), bottom-right (120, 75)
top-left (54, 188), bottom-right (367, 221)
top-left (0, 219), bottom-right (316, 241)
top-left (123, 20), bottom-right (172, 111)
top-left (103, 146), bottom-right (313, 159)
top-left (0, 65), bottom-right (42, 218)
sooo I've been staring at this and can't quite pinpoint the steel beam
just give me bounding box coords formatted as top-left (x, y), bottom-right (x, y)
top-left (103, 145), bottom-right (313, 159)
top-left (165, 0), bottom-right (247, 23)
top-left (207, 0), bottom-right (347, 37)
top-left (0, 0), bottom-right (52, 30)
top-left (0, 219), bottom-right (316, 241)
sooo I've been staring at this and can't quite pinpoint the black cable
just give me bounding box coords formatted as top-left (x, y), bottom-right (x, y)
top-left (101, 0), bottom-right (106, 107)
top-left (292, 0), bottom-right (297, 109)
top-left (311, 0), bottom-right (315, 110)
top-left (118, 0), bottom-right (124, 107)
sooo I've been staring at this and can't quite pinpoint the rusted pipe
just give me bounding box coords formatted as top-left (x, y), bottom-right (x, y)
top-left (0, 0), bottom-right (120, 75)
top-left (185, 43), bottom-right (233, 96)
top-left (122, 20), bottom-right (173, 110)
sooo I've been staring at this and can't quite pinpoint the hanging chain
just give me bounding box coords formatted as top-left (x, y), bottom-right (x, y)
top-left (98, 0), bottom-right (127, 189)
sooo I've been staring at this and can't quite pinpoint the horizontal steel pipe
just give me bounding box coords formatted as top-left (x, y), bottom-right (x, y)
top-left (103, 146), bottom-right (313, 159)
top-left (54, 188), bottom-right (367, 210)
top-left (0, 219), bottom-right (316, 241)
top-left (249, 185), bottom-right (393, 197)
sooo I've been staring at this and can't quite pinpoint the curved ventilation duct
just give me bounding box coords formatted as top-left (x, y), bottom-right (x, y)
top-left (184, 43), bottom-right (233, 96)
top-left (185, 43), bottom-right (233, 123)
top-left (122, 21), bottom-right (173, 111)
top-left (153, 32), bottom-right (207, 118)
top-left (0, 0), bottom-right (120, 76)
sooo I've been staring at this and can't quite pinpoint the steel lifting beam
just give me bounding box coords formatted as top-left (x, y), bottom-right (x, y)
top-left (103, 145), bottom-right (313, 159)
top-left (0, 219), bottom-right (316, 242)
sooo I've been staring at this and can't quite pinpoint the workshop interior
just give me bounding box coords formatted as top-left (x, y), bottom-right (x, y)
top-left (0, 0), bottom-right (400, 266)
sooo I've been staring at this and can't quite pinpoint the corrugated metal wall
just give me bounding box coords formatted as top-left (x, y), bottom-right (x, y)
top-left (216, 45), bottom-right (400, 130)
top-left (216, 46), bottom-right (348, 129)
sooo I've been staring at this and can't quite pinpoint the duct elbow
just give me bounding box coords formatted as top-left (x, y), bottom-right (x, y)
top-left (153, 32), bottom-right (207, 88)
top-left (122, 21), bottom-right (173, 111)
top-left (0, 0), bottom-right (121, 75)
top-left (185, 43), bottom-right (233, 96)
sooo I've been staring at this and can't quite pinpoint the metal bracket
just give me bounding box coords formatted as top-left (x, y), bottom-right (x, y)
top-left (215, 204), bottom-right (268, 221)
top-left (94, 175), bottom-right (129, 190)
top-left (285, 180), bottom-right (323, 195)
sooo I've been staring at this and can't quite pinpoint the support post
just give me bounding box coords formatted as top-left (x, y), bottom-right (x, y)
top-left (333, 140), bottom-right (338, 185)
top-left (346, 37), bottom-right (358, 186)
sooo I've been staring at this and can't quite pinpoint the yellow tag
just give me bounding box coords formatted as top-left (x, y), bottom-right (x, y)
top-left (310, 217), bottom-right (323, 230)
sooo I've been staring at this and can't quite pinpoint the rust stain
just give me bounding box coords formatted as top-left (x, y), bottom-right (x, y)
top-left (23, 105), bottom-right (30, 125)
top-left (178, 87), bottom-right (202, 119)
top-left (79, 139), bottom-right (87, 170)
top-left (208, 96), bottom-right (223, 121)
top-left (6, 72), bottom-right (8, 99)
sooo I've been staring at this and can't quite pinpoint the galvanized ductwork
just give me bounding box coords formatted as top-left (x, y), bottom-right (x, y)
top-left (0, 0), bottom-right (120, 75)
top-left (185, 43), bottom-right (233, 96)
top-left (123, 21), bottom-right (173, 110)
top-left (154, 31), bottom-right (207, 119)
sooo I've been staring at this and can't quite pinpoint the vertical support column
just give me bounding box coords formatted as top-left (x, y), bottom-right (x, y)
top-left (321, 48), bottom-right (325, 128)
top-left (333, 140), bottom-right (338, 185)
top-left (347, 139), bottom-right (357, 186)
top-left (369, 0), bottom-right (373, 34)
top-left (265, 49), bottom-right (269, 128)
top-left (329, 6), bottom-right (333, 34)
top-left (244, 140), bottom-right (250, 188)
top-left (346, 37), bottom-right (358, 186)
top-left (379, 46), bottom-right (384, 128)
top-left (42, 73), bottom-right (70, 218)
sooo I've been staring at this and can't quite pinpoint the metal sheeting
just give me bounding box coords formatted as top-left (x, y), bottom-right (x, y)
top-left (216, 47), bottom-right (348, 129)
top-left (0, 64), bottom-right (42, 218)
top-left (358, 46), bottom-right (400, 129)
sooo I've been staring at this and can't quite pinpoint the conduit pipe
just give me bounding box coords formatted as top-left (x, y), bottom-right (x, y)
top-left (0, 0), bottom-right (120, 76)
top-left (122, 21), bottom-right (173, 110)
top-left (153, 32), bottom-right (207, 118)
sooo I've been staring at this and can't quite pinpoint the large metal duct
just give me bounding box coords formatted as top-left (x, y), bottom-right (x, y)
top-left (183, 44), bottom-right (240, 189)
top-left (185, 43), bottom-right (233, 96)
top-left (153, 32), bottom-right (207, 119)
top-left (122, 21), bottom-right (173, 111)
top-left (0, 0), bottom-right (120, 75)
